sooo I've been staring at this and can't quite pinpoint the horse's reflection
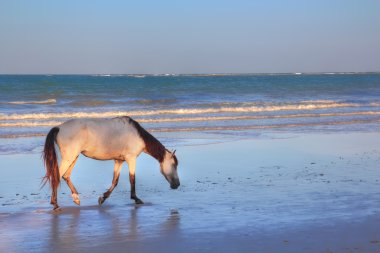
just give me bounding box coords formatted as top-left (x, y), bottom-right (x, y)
top-left (47, 205), bottom-right (180, 252)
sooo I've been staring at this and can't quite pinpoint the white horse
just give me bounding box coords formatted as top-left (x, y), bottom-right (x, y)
top-left (42, 116), bottom-right (179, 210)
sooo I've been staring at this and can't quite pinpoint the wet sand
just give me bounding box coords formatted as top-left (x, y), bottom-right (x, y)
top-left (1, 132), bottom-right (380, 253)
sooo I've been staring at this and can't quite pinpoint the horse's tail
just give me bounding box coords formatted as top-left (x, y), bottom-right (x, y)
top-left (42, 127), bottom-right (60, 190)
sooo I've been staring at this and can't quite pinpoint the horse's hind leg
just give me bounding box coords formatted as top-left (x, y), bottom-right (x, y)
top-left (51, 155), bottom-right (79, 210)
top-left (62, 156), bottom-right (80, 205)
top-left (98, 160), bottom-right (123, 205)
top-left (50, 186), bottom-right (59, 211)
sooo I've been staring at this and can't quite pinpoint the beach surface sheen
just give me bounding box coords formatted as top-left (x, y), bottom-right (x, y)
top-left (1, 132), bottom-right (379, 253)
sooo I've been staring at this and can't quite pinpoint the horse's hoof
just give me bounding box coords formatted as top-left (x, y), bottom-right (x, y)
top-left (98, 196), bottom-right (105, 206)
top-left (53, 206), bottom-right (61, 212)
top-left (72, 193), bottom-right (80, 206)
top-left (135, 199), bottom-right (144, 205)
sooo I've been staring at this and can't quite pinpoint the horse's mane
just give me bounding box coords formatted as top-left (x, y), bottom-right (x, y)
top-left (126, 117), bottom-right (166, 163)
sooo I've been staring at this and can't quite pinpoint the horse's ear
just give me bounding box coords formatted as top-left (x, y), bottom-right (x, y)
top-left (172, 150), bottom-right (176, 156)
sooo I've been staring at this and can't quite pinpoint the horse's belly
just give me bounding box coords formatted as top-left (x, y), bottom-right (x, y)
top-left (81, 150), bottom-right (124, 161)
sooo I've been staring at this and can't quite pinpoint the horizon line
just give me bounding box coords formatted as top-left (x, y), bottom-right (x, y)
top-left (1, 71), bottom-right (380, 76)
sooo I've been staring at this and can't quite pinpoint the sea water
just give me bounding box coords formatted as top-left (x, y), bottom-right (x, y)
top-left (1, 73), bottom-right (380, 153)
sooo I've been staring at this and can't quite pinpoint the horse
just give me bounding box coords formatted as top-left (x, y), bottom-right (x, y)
top-left (42, 116), bottom-right (179, 210)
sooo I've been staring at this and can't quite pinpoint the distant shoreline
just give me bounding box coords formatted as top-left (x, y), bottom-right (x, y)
top-left (1, 72), bottom-right (380, 76)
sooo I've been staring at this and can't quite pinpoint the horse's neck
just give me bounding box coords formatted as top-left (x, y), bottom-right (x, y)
top-left (127, 116), bottom-right (166, 163)
top-left (144, 139), bottom-right (166, 163)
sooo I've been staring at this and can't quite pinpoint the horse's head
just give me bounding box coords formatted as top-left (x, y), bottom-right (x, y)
top-left (160, 149), bottom-right (180, 189)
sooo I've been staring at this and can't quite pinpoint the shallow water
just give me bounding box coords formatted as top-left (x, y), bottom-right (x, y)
top-left (1, 132), bottom-right (380, 252)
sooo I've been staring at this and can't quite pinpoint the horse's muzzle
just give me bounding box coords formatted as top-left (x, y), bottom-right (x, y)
top-left (170, 182), bottom-right (180, 189)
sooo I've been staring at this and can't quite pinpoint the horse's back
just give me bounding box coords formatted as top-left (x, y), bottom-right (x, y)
top-left (56, 117), bottom-right (144, 160)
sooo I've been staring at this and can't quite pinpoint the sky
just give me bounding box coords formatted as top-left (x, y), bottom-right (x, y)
top-left (0, 0), bottom-right (379, 74)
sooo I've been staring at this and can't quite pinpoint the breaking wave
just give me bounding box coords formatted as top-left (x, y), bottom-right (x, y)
top-left (3, 99), bottom-right (57, 105)
top-left (149, 118), bottom-right (380, 132)
top-left (1, 118), bottom-right (380, 138)
top-left (0, 101), bottom-right (361, 121)
top-left (1, 111), bottom-right (380, 128)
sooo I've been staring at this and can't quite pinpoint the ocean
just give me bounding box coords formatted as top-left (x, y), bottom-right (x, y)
top-left (1, 73), bottom-right (380, 153)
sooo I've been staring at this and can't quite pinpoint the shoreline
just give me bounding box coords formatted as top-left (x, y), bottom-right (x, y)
top-left (2, 127), bottom-right (380, 155)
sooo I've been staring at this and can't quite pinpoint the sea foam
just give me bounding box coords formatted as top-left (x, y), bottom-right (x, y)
top-left (4, 99), bottom-right (57, 105)
top-left (0, 101), bottom-right (360, 121)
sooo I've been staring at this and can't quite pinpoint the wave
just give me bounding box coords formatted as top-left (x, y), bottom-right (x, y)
top-left (195, 100), bottom-right (338, 108)
top-left (0, 133), bottom-right (46, 139)
top-left (0, 101), bottom-right (361, 120)
top-left (1, 111), bottom-right (380, 128)
top-left (139, 111), bottom-right (380, 123)
top-left (299, 100), bottom-right (336, 104)
top-left (2, 118), bottom-right (380, 138)
top-left (3, 99), bottom-right (57, 105)
top-left (133, 98), bottom-right (178, 105)
top-left (68, 100), bottom-right (112, 107)
top-left (0, 121), bottom-right (62, 127)
top-left (148, 118), bottom-right (380, 132)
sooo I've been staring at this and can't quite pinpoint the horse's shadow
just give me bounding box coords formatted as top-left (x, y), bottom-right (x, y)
top-left (46, 204), bottom-right (181, 252)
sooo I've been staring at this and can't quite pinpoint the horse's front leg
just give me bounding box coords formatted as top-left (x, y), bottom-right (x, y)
top-left (98, 160), bottom-right (123, 205)
top-left (128, 158), bottom-right (144, 204)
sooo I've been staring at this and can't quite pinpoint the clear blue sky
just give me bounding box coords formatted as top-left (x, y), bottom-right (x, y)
top-left (0, 0), bottom-right (379, 74)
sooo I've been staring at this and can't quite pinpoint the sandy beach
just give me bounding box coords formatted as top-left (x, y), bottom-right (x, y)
top-left (1, 0), bottom-right (380, 251)
top-left (0, 131), bottom-right (379, 253)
